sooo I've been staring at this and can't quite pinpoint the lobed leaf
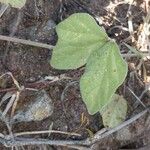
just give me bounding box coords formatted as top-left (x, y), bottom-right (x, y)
top-left (50, 13), bottom-right (128, 115)
top-left (101, 94), bottom-right (127, 128)
top-left (80, 41), bottom-right (128, 114)
top-left (50, 13), bottom-right (108, 69)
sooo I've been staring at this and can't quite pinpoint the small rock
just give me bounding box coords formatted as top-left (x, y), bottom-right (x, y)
top-left (12, 90), bottom-right (53, 123)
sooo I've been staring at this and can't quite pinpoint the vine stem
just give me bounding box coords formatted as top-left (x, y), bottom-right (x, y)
top-left (0, 35), bottom-right (54, 49)
top-left (0, 35), bottom-right (149, 58)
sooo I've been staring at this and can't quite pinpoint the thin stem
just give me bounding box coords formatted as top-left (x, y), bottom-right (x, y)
top-left (0, 35), bottom-right (54, 49)
top-left (1, 35), bottom-right (149, 58)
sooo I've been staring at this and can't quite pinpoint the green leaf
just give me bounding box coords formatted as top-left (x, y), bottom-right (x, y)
top-left (50, 13), bottom-right (128, 115)
top-left (50, 13), bottom-right (108, 69)
top-left (101, 94), bottom-right (127, 128)
top-left (0, 0), bottom-right (26, 8)
top-left (80, 41), bottom-right (127, 114)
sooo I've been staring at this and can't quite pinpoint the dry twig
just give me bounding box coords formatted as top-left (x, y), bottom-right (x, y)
top-left (0, 107), bottom-right (148, 149)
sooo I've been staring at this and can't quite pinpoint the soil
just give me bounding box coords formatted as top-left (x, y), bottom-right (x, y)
top-left (0, 0), bottom-right (150, 150)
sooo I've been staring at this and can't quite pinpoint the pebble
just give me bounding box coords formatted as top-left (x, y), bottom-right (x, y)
top-left (11, 90), bottom-right (54, 123)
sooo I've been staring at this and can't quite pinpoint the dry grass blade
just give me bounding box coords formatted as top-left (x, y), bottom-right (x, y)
top-left (2, 93), bottom-right (16, 117)
top-left (14, 130), bottom-right (81, 137)
top-left (137, 7), bottom-right (150, 57)
top-left (127, 86), bottom-right (146, 108)
top-left (0, 4), bottom-right (9, 18)
top-left (10, 91), bottom-right (20, 117)
top-left (0, 72), bottom-right (22, 118)
top-left (0, 91), bottom-right (15, 107)
top-left (0, 72), bottom-right (21, 90)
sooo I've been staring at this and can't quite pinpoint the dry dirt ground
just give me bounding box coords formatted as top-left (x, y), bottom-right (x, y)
top-left (0, 0), bottom-right (150, 150)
